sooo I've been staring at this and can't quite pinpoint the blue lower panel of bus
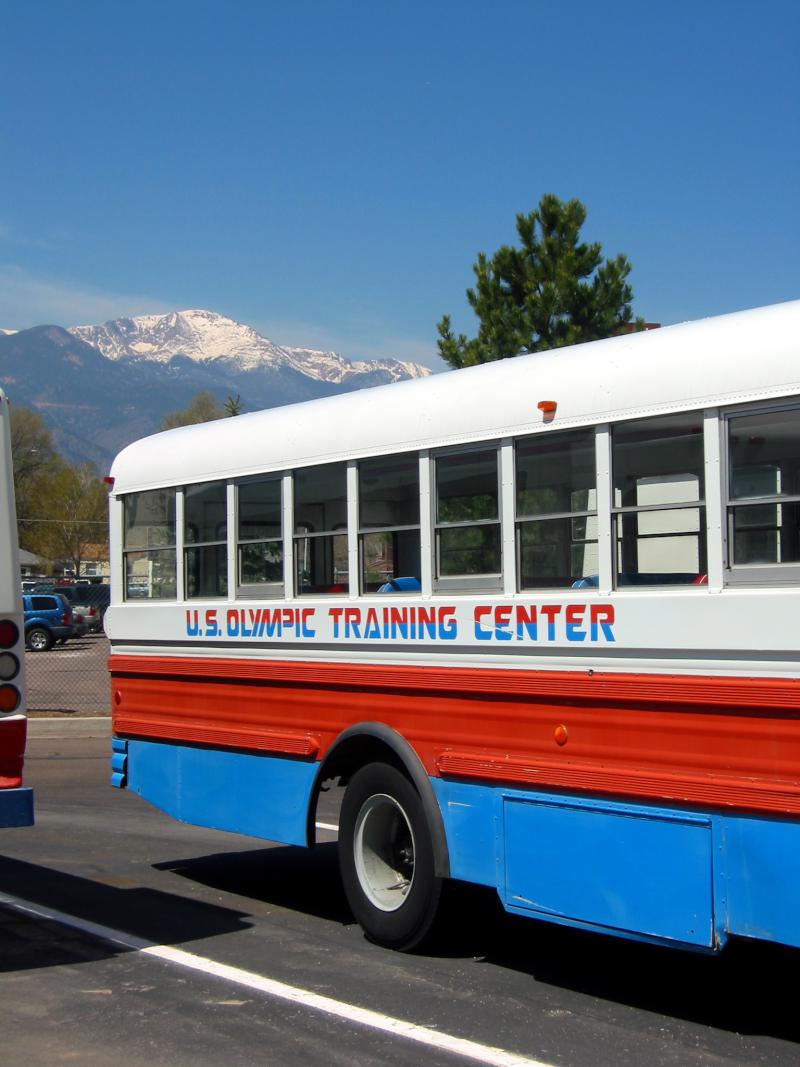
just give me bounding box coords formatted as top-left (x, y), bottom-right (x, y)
top-left (722, 815), bottom-right (800, 945)
top-left (432, 778), bottom-right (800, 951)
top-left (433, 780), bottom-right (714, 947)
top-left (118, 737), bottom-right (800, 951)
top-left (0, 786), bottom-right (34, 828)
top-left (124, 738), bottom-right (316, 847)
top-left (503, 795), bottom-right (714, 946)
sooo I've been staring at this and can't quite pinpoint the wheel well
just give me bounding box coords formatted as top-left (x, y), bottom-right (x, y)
top-left (318, 733), bottom-right (405, 785)
top-left (26, 625), bottom-right (51, 639)
top-left (306, 723), bottom-right (450, 879)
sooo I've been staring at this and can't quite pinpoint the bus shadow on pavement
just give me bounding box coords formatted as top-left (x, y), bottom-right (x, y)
top-left (154, 840), bottom-right (352, 926)
top-left (156, 842), bottom-right (800, 1046)
top-left (0, 853), bottom-right (253, 974)
top-left (151, 840), bottom-right (800, 1044)
top-left (142, 835), bottom-right (800, 1047)
top-left (436, 878), bottom-right (800, 1044)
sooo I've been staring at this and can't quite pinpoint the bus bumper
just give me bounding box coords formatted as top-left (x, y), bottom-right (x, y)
top-left (110, 736), bottom-right (128, 788)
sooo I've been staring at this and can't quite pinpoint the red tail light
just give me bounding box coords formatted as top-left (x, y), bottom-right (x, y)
top-left (0, 626), bottom-right (22, 715)
top-left (62, 612), bottom-right (70, 625)
top-left (0, 620), bottom-right (19, 648)
top-left (0, 685), bottom-right (20, 713)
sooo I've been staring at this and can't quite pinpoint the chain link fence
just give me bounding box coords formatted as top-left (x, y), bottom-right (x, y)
top-left (24, 633), bottom-right (111, 717)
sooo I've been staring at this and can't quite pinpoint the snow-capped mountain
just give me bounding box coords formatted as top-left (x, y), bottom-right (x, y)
top-left (70, 309), bottom-right (430, 385)
top-left (0, 310), bottom-right (433, 471)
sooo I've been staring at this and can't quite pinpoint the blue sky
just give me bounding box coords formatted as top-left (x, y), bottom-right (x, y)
top-left (2, 1), bottom-right (798, 370)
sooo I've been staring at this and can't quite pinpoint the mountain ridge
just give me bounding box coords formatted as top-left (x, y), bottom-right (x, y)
top-left (69, 309), bottom-right (428, 384)
top-left (0, 310), bottom-right (433, 471)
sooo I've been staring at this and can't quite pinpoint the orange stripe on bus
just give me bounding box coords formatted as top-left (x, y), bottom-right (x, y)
top-left (109, 654), bottom-right (800, 816)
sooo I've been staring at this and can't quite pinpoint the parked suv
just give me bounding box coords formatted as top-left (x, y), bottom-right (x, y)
top-left (22, 593), bottom-right (75, 651)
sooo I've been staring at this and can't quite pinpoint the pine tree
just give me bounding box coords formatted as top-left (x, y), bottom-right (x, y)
top-left (437, 194), bottom-right (643, 368)
top-left (224, 393), bottom-right (243, 416)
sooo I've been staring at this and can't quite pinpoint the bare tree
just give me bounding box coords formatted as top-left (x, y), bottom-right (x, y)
top-left (23, 464), bottom-right (108, 576)
top-left (160, 391), bottom-right (225, 430)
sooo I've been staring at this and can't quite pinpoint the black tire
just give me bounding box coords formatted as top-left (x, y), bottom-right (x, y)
top-left (26, 626), bottom-right (53, 652)
top-left (339, 762), bottom-right (443, 951)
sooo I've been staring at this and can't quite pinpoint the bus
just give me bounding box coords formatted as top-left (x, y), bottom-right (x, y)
top-left (0, 389), bottom-right (33, 828)
top-left (108, 300), bottom-right (800, 953)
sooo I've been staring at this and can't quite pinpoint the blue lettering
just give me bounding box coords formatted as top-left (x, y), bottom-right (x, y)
top-left (474, 606), bottom-right (493, 641)
top-left (566, 605), bottom-right (586, 642)
top-left (515, 606), bottom-right (537, 641)
top-left (590, 604), bottom-right (615, 642)
top-left (541, 605), bottom-right (561, 641)
top-left (438, 607), bottom-right (457, 640)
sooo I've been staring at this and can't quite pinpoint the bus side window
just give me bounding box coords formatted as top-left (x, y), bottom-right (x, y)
top-left (611, 414), bottom-right (706, 587)
top-left (726, 406), bottom-right (800, 581)
top-left (358, 454), bottom-right (421, 594)
top-left (516, 428), bottom-right (597, 589)
top-left (184, 481), bottom-right (227, 599)
top-left (237, 476), bottom-right (284, 598)
top-left (122, 488), bottom-right (177, 599)
top-left (434, 447), bottom-right (502, 592)
top-left (294, 463), bottom-right (348, 595)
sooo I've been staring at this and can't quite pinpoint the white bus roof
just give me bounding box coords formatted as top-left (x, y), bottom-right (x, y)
top-left (111, 300), bottom-right (800, 493)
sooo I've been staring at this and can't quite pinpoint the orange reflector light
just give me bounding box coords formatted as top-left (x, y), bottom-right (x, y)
top-left (537, 400), bottom-right (557, 414)
top-left (0, 685), bottom-right (20, 713)
top-left (0, 620), bottom-right (19, 648)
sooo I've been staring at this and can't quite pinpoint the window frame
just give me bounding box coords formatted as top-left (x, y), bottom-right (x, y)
top-left (235, 474), bottom-right (285, 599)
top-left (357, 452), bottom-right (422, 595)
top-left (121, 487), bottom-right (178, 601)
top-left (723, 399), bottom-right (800, 586)
top-left (514, 426), bottom-right (599, 591)
top-left (610, 412), bottom-right (708, 589)
top-left (183, 479), bottom-right (228, 600)
top-left (293, 461), bottom-right (350, 596)
top-left (432, 443), bottom-right (503, 593)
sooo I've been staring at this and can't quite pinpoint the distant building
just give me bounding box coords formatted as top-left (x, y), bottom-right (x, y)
top-left (18, 549), bottom-right (44, 577)
top-left (71, 543), bottom-right (110, 581)
top-left (620, 322), bottom-right (661, 334)
top-left (21, 543), bottom-right (111, 582)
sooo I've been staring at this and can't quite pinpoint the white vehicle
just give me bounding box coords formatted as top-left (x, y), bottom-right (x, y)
top-left (108, 300), bottom-right (800, 952)
top-left (0, 389), bottom-right (33, 828)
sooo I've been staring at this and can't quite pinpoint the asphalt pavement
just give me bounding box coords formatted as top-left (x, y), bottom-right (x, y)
top-left (24, 632), bottom-right (110, 717)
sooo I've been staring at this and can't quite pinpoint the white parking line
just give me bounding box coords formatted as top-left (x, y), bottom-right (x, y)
top-left (0, 891), bottom-right (553, 1067)
top-left (315, 821), bottom-right (339, 832)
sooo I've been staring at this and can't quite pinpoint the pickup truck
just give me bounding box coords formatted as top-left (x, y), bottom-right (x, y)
top-left (56, 584), bottom-right (110, 633)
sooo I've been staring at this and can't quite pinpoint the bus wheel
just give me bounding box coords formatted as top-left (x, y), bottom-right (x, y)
top-left (26, 627), bottom-right (52, 652)
top-left (339, 762), bottom-right (442, 951)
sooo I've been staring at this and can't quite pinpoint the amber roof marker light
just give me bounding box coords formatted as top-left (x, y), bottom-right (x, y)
top-left (537, 399), bottom-right (557, 423)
